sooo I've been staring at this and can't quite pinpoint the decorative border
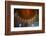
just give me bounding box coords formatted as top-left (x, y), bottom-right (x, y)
top-left (5, 1), bottom-right (45, 35)
top-left (11, 5), bottom-right (42, 31)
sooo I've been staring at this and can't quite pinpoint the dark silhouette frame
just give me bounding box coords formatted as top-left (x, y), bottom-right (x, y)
top-left (5, 1), bottom-right (45, 35)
